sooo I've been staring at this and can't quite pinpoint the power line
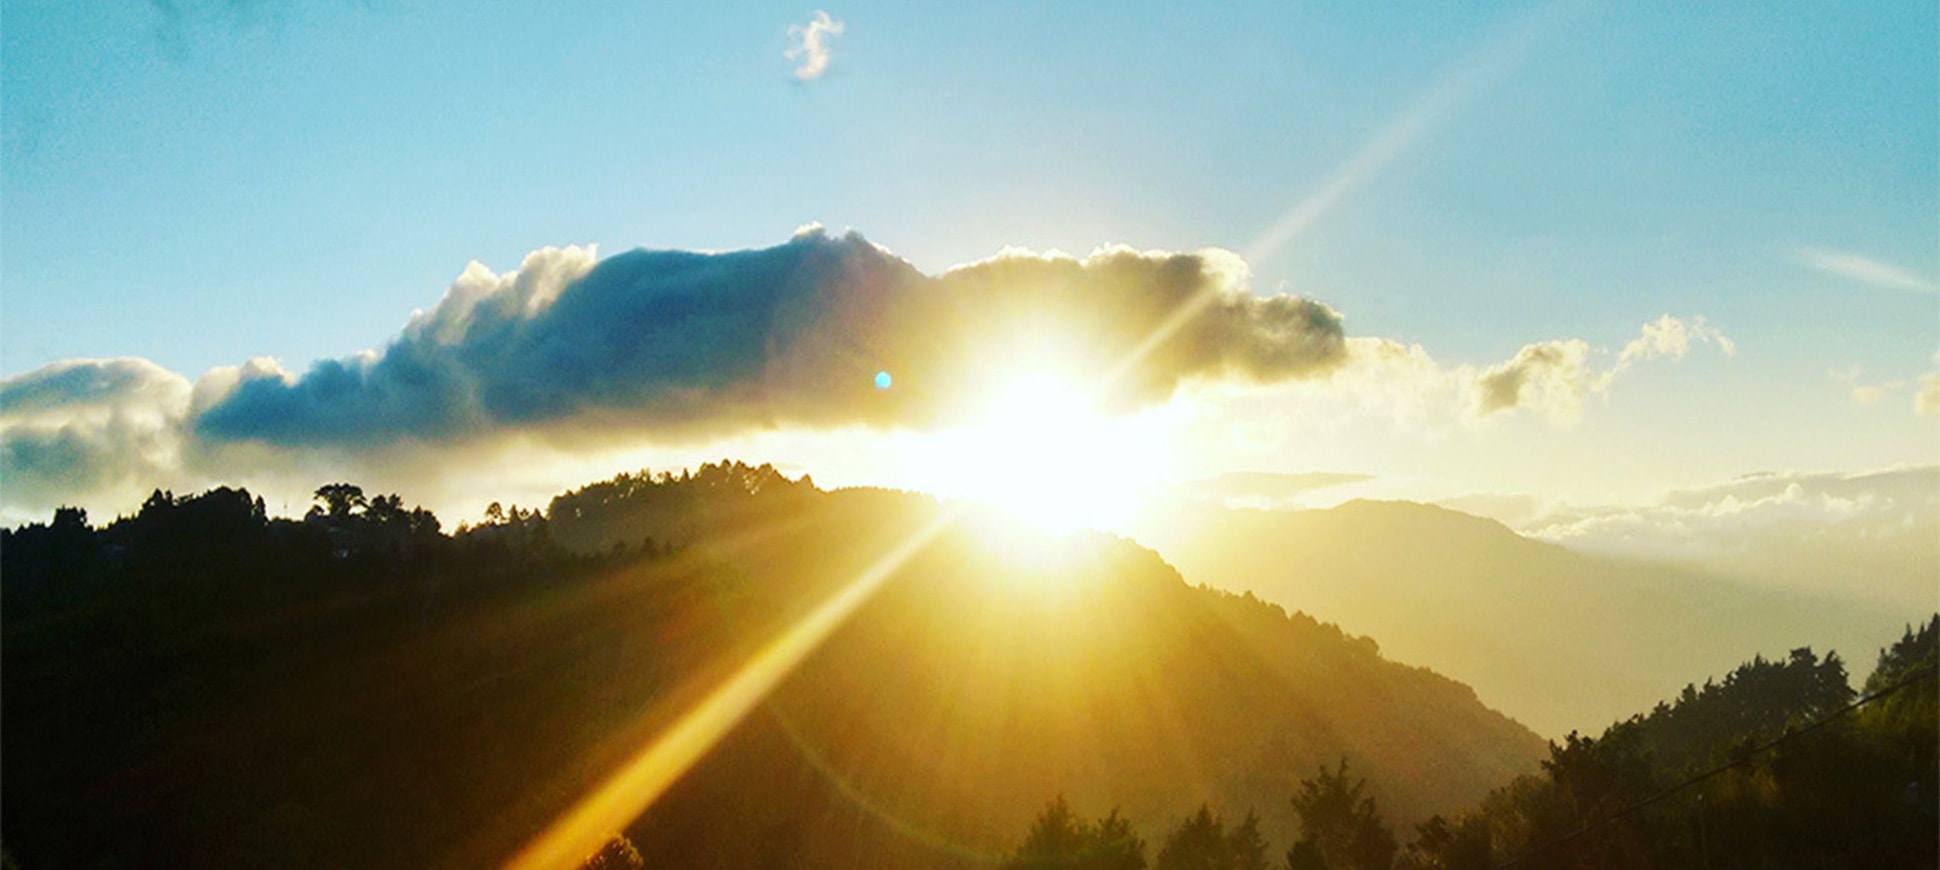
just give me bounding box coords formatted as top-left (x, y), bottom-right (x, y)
top-left (1496, 664), bottom-right (1938, 869)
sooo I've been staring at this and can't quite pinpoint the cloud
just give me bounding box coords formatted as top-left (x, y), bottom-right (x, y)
top-left (0, 232), bottom-right (1737, 523)
top-left (1797, 248), bottom-right (1936, 293)
top-left (1525, 466), bottom-right (1939, 611)
top-left (1611, 313), bottom-right (1734, 368)
top-left (1448, 315), bottom-right (1732, 423)
top-left (1467, 338), bottom-right (1589, 420)
top-left (0, 358), bottom-right (193, 512)
top-left (1829, 365), bottom-right (1908, 408)
top-left (191, 229), bottom-right (1345, 453)
top-left (1831, 364), bottom-right (1940, 416)
top-left (1224, 315), bottom-right (1733, 435)
top-left (786, 11), bottom-right (845, 81)
top-left (1917, 373), bottom-right (1940, 417)
top-left (3, 232), bottom-right (1356, 520)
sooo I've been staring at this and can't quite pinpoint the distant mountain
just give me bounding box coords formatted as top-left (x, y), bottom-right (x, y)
top-left (1127, 498), bottom-right (1914, 738)
top-left (3, 469), bottom-right (1543, 869)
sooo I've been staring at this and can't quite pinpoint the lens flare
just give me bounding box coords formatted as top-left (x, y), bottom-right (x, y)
top-left (503, 507), bottom-right (959, 870)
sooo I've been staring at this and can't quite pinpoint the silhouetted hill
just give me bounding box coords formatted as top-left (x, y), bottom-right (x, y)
top-left (3, 470), bottom-right (1543, 868)
top-left (1128, 498), bottom-right (1911, 738)
top-left (593, 490), bottom-right (1545, 866)
top-left (1409, 618), bottom-right (1937, 868)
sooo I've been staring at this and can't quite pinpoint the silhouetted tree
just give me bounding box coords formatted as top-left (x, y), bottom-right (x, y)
top-left (1407, 815), bottom-right (1490, 870)
top-left (1228, 812), bottom-right (1269, 870)
top-left (1007, 795), bottom-right (1147, 870)
top-left (1156, 805), bottom-right (1268, 870)
top-left (367, 493), bottom-right (407, 525)
top-left (312, 483), bottom-right (368, 522)
top-left (1424, 627), bottom-right (1939, 868)
top-left (1286, 760), bottom-right (1395, 870)
top-left (407, 506), bottom-right (442, 539)
top-left (580, 834), bottom-right (644, 870)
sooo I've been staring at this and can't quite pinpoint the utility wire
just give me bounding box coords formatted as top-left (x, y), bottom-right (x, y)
top-left (1496, 664), bottom-right (1938, 868)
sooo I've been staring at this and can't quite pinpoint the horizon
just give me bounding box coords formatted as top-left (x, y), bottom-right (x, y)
top-left (3, 4), bottom-right (1936, 867)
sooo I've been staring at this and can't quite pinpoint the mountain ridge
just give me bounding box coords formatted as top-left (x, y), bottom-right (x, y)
top-left (1128, 495), bottom-right (1914, 739)
top-left (2, 468), bottom-right (1547, 868)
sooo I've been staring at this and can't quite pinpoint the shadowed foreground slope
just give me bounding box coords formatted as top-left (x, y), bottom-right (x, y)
top-left (3, 467), bottom-right (1542, 868)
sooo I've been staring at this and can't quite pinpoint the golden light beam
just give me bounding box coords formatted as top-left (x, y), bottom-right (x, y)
top-left (505, 11), bottom-right (1586, 867)
top-left (1103, 1), bottom-right (1578, 398)
top-left (1242, 1), bottom-right (1577, 268)
top-left (504, 505), bottom-right (960, 870)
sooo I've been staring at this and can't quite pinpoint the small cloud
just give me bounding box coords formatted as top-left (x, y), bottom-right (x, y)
top-left (1618, 313), bottom-right (1734, 364)
top-left (1828, 365), bottom-right (1905, 408)
top-left (1797, 248), bottom-right (1936, 293)
top-left (1467, 338), bottom-right (1588, 421)
top-left (1917, 373), bottom-right (1940, 417)
top-left (786, 10), bottom-right (845, 81)
top-left (1312, 316), bottom-right (1730, 429)
top-left (1462, 315), bottom-right (1731, 423)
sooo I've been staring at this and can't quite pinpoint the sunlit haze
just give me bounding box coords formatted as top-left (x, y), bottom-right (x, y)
top-left (4, 2), bottom-right (1935, 868)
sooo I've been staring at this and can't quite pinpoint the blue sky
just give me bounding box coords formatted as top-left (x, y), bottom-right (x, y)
top-left (2, 0), bottom-right (1936, 520)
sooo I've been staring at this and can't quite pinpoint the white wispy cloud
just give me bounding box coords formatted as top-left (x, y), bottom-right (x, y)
top-left (786, 11), bottom-right (844, 81)
top-left (1797, 248), bottom-right (1936, 293)
top-left (1226, 314), bottom-right (1736, 436)
top-left (1471, 315), bottom-right (1733, 423)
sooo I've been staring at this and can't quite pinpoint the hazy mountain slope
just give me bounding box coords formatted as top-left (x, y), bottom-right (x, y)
top-left (3, 476), bottom-right (1543, 868)
top-left (601, 489), bottom-right (1545, 865)
top-left (1127, 498), bottom-right (1914, 738)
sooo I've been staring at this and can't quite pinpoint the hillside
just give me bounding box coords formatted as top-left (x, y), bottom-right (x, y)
top-left (1410, 619), bottom-right (1938, 868)
top-left (2, 468), bottom-right (1543, 868)
top-left (1127, 498), bottom-right (1912, 738)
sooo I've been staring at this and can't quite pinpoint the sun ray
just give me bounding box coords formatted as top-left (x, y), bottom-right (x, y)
top-left (503, 506), bottom-right (961, 870)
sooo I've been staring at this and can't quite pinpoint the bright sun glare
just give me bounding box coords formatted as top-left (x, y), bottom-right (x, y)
top-left (914, 372), bottom-right (1163, 535)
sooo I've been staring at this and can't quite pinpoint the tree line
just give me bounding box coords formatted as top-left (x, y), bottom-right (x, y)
top-left (1005, 618), bottom-right (1938, 869)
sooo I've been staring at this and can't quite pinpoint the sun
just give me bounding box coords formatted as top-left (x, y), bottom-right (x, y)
top-left (911, 371), bottom-right (1167, 535)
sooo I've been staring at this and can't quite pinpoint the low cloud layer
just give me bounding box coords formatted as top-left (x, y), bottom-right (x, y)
top-left (3, 229), bottom-right (1348, 518)
top-left (1525, 466), bottom-right (1940, 612)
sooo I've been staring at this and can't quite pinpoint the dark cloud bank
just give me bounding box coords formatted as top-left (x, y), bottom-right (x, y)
top-left (3, 229), bottom-right (1348, 513)
top-left (196, 227), bottom-right (1347, 448)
